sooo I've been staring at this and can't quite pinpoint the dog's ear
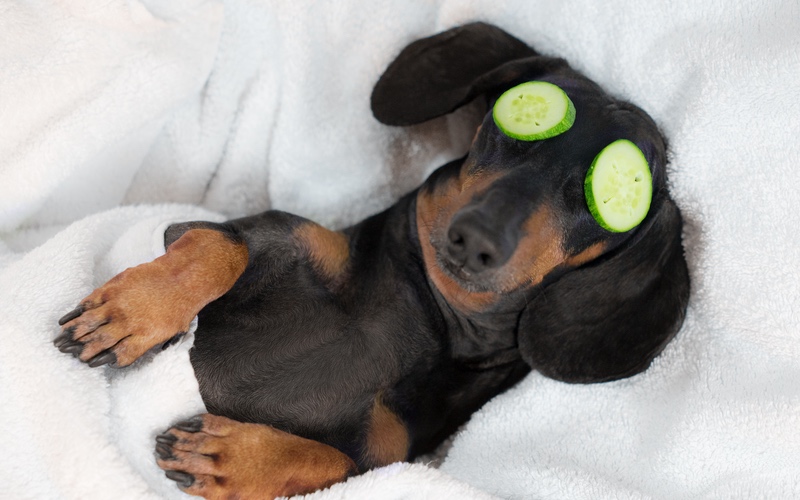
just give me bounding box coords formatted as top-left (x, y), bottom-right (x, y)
top-left (518, 196), bottom-right (690, 383)
top-left (371, 22), bottom-right (566, 126)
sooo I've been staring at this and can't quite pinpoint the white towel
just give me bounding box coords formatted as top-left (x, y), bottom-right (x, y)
top-left (1, 0), bottom-right (799, 498)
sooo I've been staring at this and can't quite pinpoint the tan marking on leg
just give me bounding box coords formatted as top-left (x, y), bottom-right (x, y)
top-left (293, 222), bottom-right (350, 288)
top-left (159, 450), bottom-right (217, 476)
top-left (362, 394), bottom-right (409, 467)
top-left (167, 429), bottom-right (220, 455)
top-left (158, 414), bottom-right (357, 499)
top-left (59, 229), bottom-right (248, 367)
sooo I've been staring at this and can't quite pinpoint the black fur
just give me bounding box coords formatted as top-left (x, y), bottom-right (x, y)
top-left (169, 22), bottom-right (689, 470)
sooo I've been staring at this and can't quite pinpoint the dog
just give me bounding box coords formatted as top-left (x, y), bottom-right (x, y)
top-left (53, 22), bottom-right (690, 499)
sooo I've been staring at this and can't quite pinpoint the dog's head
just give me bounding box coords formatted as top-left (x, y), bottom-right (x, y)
top-left (372, 23), bottom-right (690, 383)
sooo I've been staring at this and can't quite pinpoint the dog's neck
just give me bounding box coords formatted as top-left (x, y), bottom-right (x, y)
top-left (341, 170), bottom-right (524, 367)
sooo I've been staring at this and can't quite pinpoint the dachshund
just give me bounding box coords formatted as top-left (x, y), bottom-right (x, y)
top-left (54, 22), bottom-right (690, 499)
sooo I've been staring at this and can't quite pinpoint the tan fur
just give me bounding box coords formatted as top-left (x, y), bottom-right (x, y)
top-left (362, 395), bottom-right (409, 467)
top-left (416, 165), bottom-right (606, 314)
top-left (416, 168), bottom-right (505, 313)
top-left (157, 414), bottom-right (357, 500)
top-left (60, 229), bottom-right (249, 367)
top-left (294, 222), bottom-right (350, 288)
top-left (502, 205), bottom-right (566, 287)
top-left (565, 241), bottom-right (607, 267)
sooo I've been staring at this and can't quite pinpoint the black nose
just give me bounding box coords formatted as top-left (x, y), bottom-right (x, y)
top-left (445, 211), bottom-right (517, 274)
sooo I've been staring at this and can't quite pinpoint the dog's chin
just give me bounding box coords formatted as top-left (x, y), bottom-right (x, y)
top-left (436, 252), bottom-right (499, 294)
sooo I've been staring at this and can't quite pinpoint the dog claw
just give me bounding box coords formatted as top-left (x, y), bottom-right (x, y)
top-left (174, 416), bottom-right (204, 433)
top-left (53, 328), bottom-right (75, 348)
top-left (156, 433), bottom-right (178, 445)
top-left (87, 351), bottom-right (117, 368)
top-left (155, 443), bottom-right (175, 460)
top-left (165, 470), bottom-right (195, 488)
top-left (58, 306), bottom-right (84, 326)
top-left (58, 341), bottom-right (84, 355)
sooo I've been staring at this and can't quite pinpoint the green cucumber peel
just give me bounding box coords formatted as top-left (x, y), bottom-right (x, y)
top-left (492, 81), bottom-right (576, 141)
top-left (584, 139), bottom-right (652, 233)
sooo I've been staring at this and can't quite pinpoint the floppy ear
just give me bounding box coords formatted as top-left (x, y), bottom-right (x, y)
top-left (371, 22), bottom-right (567, 126)
top-left (518, 196), bottom-right (691, 383)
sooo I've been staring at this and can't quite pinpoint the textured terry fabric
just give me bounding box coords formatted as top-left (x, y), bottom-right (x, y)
top-left (1, 1), bottom-right (799, 498)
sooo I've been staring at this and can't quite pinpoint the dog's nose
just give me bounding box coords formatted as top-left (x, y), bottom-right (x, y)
top-left (445, 211), bottom-right (517, 274)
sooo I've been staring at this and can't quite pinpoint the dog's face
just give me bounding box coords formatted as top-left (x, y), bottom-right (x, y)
top-left (416, 78), bottom-right (667, 314)
top-left (373, 23), bottom-right (689, 383)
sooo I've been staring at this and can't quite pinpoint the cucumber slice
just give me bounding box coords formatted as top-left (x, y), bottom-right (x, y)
top-left (493, 81), bottom-right (576, 140)
top-left (584, 139), bottom-right (652, 232)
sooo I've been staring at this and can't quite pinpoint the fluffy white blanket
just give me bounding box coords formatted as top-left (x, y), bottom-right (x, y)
top-left (2, 0), bottom-right (799, 498)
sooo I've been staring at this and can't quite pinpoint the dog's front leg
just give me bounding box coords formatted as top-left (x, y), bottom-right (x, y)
top-left (54, 227), bottom-right (248, 367)
top-left (155, 413), bottom-right (358, 499)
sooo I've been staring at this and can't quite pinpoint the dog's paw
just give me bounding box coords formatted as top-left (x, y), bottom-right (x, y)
top-left (54, 262), bottom-right (193, 368)
top-left (155, 414), bottom-right (357, 499)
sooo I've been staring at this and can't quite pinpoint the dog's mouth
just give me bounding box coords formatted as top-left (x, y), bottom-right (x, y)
top-left (426, 202), bottom-right (572, 299)
top-left (437, 250), bottom-right (476, 287)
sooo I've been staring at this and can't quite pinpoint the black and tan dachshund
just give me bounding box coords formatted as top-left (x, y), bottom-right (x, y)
top-left (54, 23), bottom-right (689, 499)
